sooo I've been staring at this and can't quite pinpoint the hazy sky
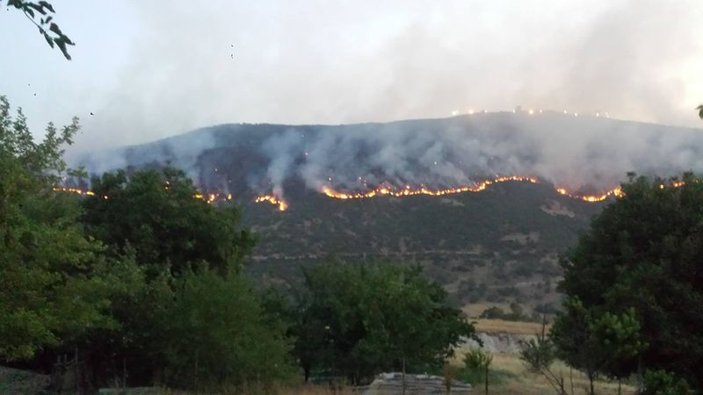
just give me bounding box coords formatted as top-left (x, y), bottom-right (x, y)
top-left (1, 0), bottom-right (702, 151)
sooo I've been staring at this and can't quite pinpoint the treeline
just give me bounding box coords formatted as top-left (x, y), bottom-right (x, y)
top-left (0, 97), bottom-right (474, 392)
top-left (527, 173), bottom-right (703, 395)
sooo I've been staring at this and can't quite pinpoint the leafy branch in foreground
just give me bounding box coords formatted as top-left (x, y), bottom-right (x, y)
top-left (6, 0), bottom-right (74, 59)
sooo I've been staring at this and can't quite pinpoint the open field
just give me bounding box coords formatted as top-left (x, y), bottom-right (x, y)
top-left (450, 318), bottom-right (636, 395)
top-left (472, 318), bottom-right (548, 335)
top-left (448, 352), bottom-right (636, 395)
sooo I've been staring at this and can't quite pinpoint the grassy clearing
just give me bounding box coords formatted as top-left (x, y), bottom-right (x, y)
top-left (466, 354), bottom-right (635, 395)
top-left (452, 318), bottom-right (637, 394)
top-left (472, 318), bottom-right (547, 335)
top-left (452, 346), bottom-right (636, 395)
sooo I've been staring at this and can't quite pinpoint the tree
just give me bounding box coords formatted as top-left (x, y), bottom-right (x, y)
top-left (0, 96), bottom-right (114, 361)
top-left (160, 268), bottom-right (293, 390)
top-left (558, 173), bottom-right (703, 388)
top-left (67, 253), bottom-right (176, 389)
top-left (463, 348), bottom-right (493, 395)
top-left (81, 168), bottom-right (255, 277)
top-left (5, 0), bottom-right (74, 59)
top-left (642, 370), bottom-right (690, 395)
top-left (76, 168), bottom-right (266, 388)
top-left (550, 298), bottom-right (645, 395)
top-left (291, 262), bottom-right (475, 385)
top-left (519, 320), bottom-right (567, 395)
top-left (697, 105), bottom-right (702, 119)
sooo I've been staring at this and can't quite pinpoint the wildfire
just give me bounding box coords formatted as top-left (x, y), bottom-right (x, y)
top-left (321, 176), bottom-right (538, 200)
top-left (254, 194), bottom-right (289, 211)
top-left (53, 187), bottom-right (107, 200)
top-left (555, 186), bottom-right (624, 202)
top-left (54, 176), bottom-right (689, 212)
top-left (55, 187), bottom-right (231, 204)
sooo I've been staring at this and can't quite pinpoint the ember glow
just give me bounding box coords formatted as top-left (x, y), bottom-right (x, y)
top-left (555, 186), bottom-right (624, 202)
top-left (321, 176), bottom-right (538, 200)
top-left (55, 175), bottom-right (690, 211)
top-left (254, 194), bottom-right (289, 211)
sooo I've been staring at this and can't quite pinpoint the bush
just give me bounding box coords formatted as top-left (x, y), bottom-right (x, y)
top-left (643, 370), bottom-right (690, 395)
top-left (161, 269), bottom-right (293, 390)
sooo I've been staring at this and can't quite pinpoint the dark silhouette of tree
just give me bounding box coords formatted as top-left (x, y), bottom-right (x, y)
top-left (558, 173), bottom-right (703, 389)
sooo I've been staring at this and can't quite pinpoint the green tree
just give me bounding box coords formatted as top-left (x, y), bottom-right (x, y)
top-left (550, 298), bottom-right (645, 395)
top-left (559, 173), bottom-right (703, 389)
top-left (76, 168), bottom-right (268, 388)
top-left (642, 370), bottom-right (690, 395)
top-left (5, 0), bottom-right (74, 59)
top-left (0, 96), bottom-right (113, 361)
top-left (161, 268), bottom-right (293, 390)
top-left (463, 348), bottom-right (493, 395)
top-left (81, 168), bottom-right (255, 277)
top-left (69, 253), bottom-right (175, 388)
top-left (291, 262), bottom-right (474, 385)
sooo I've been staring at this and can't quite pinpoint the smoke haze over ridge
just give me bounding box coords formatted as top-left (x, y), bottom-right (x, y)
top-left (73, 112), bottom-right (703, 202)
top-left (1, 0), bottom-right (702, 152)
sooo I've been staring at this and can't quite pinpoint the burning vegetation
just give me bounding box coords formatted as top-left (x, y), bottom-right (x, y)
top-left (55, 175), bottom-right (683, 212)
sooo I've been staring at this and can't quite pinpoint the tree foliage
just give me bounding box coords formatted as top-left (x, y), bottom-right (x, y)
top-left (161, 269), bottom-right (293, 390)
top-left (463, 348), bottom-right (492, 395)
top-left (81, 168), bottom-right (255, 277)
top-left (0, 94), bottom-right (293, 391)
top-left (291, 262), bottom-right (475, 385)
top-left (5, 0), bottom-right (74, 59)
top-left (0, 96), bottom-right (114, 361)
top-left (550, 298), bottom-right (645, 394)
top-left (558, 173), bottom-right (703, 388)
top-left (642, 369), bottom-right (690, 395)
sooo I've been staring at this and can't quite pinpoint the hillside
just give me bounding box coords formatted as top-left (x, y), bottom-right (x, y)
top-left (71, 111), bottom-right (703, 307)
top-left (243, 180), bottom-right (602, 307)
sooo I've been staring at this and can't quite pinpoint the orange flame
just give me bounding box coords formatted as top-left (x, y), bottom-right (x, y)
top-left (321, 176), bottom-right (538, 199)
top-left (55, 187), bottom-right (233, 205)
top-left (55, 176), bottom-right (690, 212)
top-left (555, 186), bottom-right (624, 202)
top-left (254, 194), bottom-right (289, 211)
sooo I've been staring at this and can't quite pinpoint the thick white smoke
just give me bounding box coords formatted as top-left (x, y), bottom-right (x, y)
top-left (72, 111), bottom-right (703, 198)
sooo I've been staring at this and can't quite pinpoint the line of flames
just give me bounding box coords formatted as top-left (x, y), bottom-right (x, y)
top-left (555, 186), bottom-right (624, 202)
top-left (54, 176), bottom-right (688, 212)
top-left (53, 187), bottom-right (233, 204)
top-left (321, 176), bottom-right (538, 200)
top-left (254, 194), bottom-right (289, 211)
top-left (319, 176), bottom-right (687, 204)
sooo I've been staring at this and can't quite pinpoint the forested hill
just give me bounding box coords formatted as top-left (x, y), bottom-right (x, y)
top-left (71, 111), bottom-right (702, 306)
top-left (243, 178), bottom-right (603, 308)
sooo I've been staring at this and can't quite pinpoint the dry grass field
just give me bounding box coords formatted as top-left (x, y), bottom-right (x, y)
top-left (448, 353), bottom-right (635, 395)
top-left (472, 318), bottom-right (548, 335)
top-left (451, 318), bottom-right (636, 395)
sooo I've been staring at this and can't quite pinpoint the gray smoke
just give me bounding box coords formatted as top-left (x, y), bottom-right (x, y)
top-left (64, 0), bottom-right (702, 153)
top-left (71, 112), bottom-right (703, 198)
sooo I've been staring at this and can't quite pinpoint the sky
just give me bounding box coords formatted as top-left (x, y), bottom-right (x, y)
top-left (1, 0), bottom-right (702, 152)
